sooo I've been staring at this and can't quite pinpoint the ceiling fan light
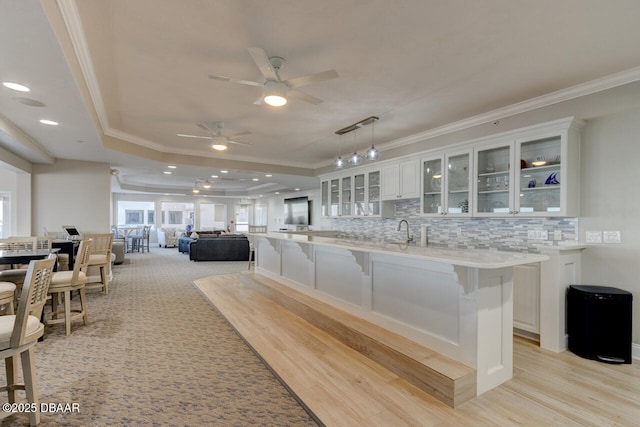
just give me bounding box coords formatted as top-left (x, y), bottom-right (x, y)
top-left (348, 151), bottom-right (363, 166)
top-left (211, 136), bottom-right (227, 151)
top-left (334, 156), bottom-right (345, 169)
top-left (263, 81), bottom-right (288, 107)
top-left (365, 146), bottom-right (380, 161)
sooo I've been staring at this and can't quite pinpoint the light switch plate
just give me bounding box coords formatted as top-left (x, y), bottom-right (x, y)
top-left (586, 231), bottom-right (602, 243)
top-left (603, 231), bottom-right (621, 244)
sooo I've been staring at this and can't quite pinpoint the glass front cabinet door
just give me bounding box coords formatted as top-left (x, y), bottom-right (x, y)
top-left (321, 180), bottom-right (329, 216)
top-left (354, 173), bottom-right (366, 216)
top-left (474, 142), bottom-right (514, 216)
top-left (330, 178), bottom-right (340, 216)
top-left (474, 118), bottom-right (582, 217)
top-left (422, 151), bottom-right (471, 216)
top-left (341, 176), bottom-right (352, 216)
top-left (367, 170), bottom-right (381, 216)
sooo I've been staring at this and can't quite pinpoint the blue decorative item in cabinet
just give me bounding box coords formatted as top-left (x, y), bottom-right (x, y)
top-left (545, 171), bottom-right (560, 185)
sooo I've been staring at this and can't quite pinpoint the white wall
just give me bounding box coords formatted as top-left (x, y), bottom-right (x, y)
top-left (260, 188), bottom-right (322, 231)
top-left (0, 166), bottom-right (31, 236)
top-left (32, 159), bottom-right (111, 234)
top-left (579, 108), bottom-right (640, 344)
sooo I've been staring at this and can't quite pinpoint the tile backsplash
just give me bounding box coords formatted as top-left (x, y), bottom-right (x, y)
top-left (327, 198), bottom-right (578, 253)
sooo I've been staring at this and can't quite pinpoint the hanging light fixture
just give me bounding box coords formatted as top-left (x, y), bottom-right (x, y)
top-left (365, 118), bottom-right (380, 161)
top-left (333, 134), bottom-right (345, 169)
top-left (348, 129), bottom-right (362, 166)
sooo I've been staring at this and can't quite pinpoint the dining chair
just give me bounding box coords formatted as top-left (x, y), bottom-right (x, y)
top-left (83, 233), bottom-right (113, 295)
top-left (0, 237), bottom-right (38, 288)
top-left (0, 281), bottom-right (16, 315)
top-left (0, 256), bottom-right (56, 426)
top-left (45, 240), bottom-right (91, 336)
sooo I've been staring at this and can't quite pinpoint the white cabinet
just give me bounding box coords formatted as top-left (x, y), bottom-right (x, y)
top-left (381, 158), bottom-right (419, 200)
top-left (513, 263), bottom-right (540, 335)
top-left (422, 150), bottom-right (472, 216)
top-left (321, 170), bottom-right (380, 217)
top-left (474, 118), bottom-right (583, 217)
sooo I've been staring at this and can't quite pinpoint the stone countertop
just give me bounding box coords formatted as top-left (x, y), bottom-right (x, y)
top-left (249, 232), bottom-right (549, 269)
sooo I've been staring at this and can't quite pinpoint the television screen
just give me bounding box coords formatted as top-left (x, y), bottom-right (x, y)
top-left (284, 196), bottom-right (309, 225)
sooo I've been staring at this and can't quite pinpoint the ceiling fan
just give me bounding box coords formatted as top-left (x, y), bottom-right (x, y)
top-left (177, 122), bottom-right (251, 151)
top-left (209, 47), bottom-right (339, 106)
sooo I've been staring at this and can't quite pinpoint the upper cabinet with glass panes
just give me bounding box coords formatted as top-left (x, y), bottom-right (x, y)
top-left (422, 150), bottom-right (472, 217)
top-left (320, 168), bottom-right (381, 217)
top-left (473, 118), bottom-right (583, 217)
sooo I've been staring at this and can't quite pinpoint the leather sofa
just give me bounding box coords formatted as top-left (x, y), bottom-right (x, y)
top-left (189, 235), bottom-right (250, 261)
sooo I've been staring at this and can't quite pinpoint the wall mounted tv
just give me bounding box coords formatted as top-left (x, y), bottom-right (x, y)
top-left (284, 196), bottom-right (311, 225)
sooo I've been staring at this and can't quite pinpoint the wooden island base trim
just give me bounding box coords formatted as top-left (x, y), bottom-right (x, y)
top-left (240, 271), bottom-right (476, 408)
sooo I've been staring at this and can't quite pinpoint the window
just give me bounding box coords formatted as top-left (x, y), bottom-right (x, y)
top-left (125, 210), bottom-right (144, 224)
top-left (160, 202), bottom-right (194, 227)
top-left (116, 201), bottom-right (155, 226)
top-left (147, 211), bottom-right (155, 224)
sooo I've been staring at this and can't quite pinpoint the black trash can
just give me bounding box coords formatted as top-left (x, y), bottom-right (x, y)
top-left (567, 285), bottom-right (632, 364)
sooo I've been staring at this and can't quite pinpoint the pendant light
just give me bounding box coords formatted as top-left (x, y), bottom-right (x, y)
top-left (365, 118), bottom-right (380, 161)
top-left (348, 129), bottom-right (363, 166)
top-left (334, 134), bottom-right (345, 169)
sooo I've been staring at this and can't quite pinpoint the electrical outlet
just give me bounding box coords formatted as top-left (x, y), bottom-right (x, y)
top-left (603, 231), bottom-right (621, 244)
top-left (527, 230), bottom-right (547, 240)
top-left (553, 230), bottom-right (562, 240)
top-left (586, 231), bottom-right (602, 243)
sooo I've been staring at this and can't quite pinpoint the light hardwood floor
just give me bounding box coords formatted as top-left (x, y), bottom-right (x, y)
top-left (194, 273), bottom-right (640, 427)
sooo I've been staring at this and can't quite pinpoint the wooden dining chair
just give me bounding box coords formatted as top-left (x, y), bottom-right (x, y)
top-left (0, 256), bottom-right (56, 426)
top-left (0, 281), bottom-right (16, 315)
top-left (83, 233), bottom-right (113, 295)
top-left (0, 237), bottom-right (38, 288)
top-left (45, 239), bottom-right (92, 336)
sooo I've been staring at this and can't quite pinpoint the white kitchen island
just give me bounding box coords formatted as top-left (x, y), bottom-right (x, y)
top-left (250, 232), bottom-right (548, 396)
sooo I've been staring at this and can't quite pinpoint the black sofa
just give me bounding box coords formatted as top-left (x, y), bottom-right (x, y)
top-left (189, 235), bottom-right (250, 261)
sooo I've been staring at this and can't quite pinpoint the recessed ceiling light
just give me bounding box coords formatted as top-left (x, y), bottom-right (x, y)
top-left (39, 119), bottom-right (58, 126)
top-left (3, 82), bottom-right (30, 92)
top-left (163, 171), bottom-right (172, 175)
top-left (211, 175), bottom-right (218, 178)
top-left (167, 165), bottom-right (177, 169)
top-left (275, 192), bottom-right (280, 195)
top-left (252, 178), bottom-right (259, 182)
top-left (265, 174), bottom-right (272, 177)
top-left (295, 188), bottom-right (300, 191)
top-left (192, 189), bottom-right (200, 194)
top-left (220, 170), bottom-right (228, 174)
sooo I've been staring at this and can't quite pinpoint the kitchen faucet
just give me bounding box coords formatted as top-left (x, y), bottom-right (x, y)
top-left (397, 219), bottom-right (413, 243)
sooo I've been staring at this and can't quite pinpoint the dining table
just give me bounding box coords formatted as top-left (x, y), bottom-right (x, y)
top-left (117, 225), bottom-right (142, 253)
top-left (0, 248), bottom-right (60, 265)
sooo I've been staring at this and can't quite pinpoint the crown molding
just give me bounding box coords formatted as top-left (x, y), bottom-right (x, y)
top-left (316, 66), bottom-right (640, 169)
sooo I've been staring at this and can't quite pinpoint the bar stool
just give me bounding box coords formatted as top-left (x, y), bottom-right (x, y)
top-left (0, 282), bottom-right (16, 315)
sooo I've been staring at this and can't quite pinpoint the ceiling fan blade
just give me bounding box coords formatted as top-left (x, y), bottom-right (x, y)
top-left (248, 47), bottom-right (278, 81)
top-left (284, 69), bottom-right (339, 89)
top-left (177, 133), bottom-right (214, 140)
top-left (196, 123), bottom-right (216, 135)
top-left (287, 89), bottom-right (324, 105)
top-left (227, 131), bottom-right (252, 139)
top-left (227, 139), bottom-right (252, 147)
top-left (208, 74), bottom-right (262, 87)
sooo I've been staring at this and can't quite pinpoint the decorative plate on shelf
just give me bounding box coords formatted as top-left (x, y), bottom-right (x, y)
top-left (430, 175), bottom-right (441, 191)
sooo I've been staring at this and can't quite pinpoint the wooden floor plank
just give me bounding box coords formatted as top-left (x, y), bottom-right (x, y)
top-left (194, 273), bottom-right (640, 427)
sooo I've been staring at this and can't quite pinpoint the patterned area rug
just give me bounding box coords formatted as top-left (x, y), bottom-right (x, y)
top-left (0, 247), bottom-right (319, 426)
